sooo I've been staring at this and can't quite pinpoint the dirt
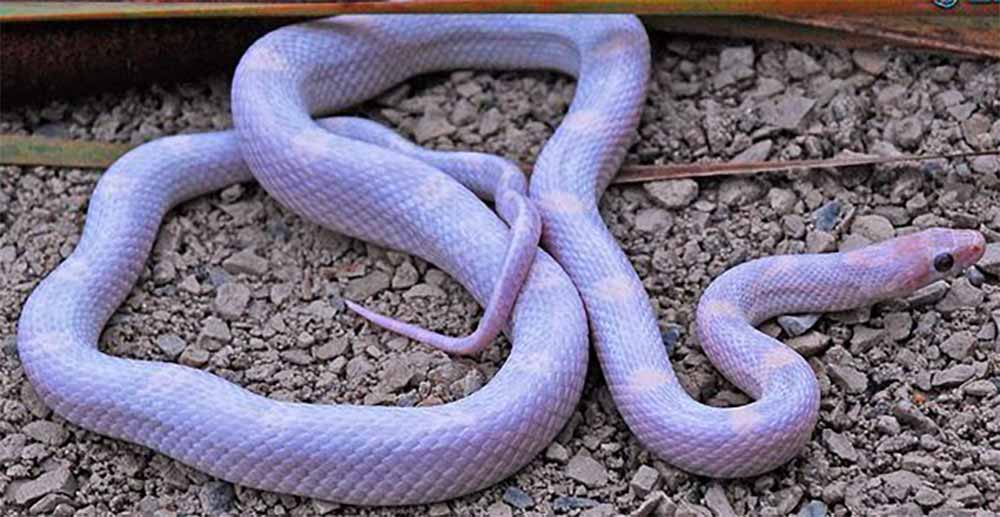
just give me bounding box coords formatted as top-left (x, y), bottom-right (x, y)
top-left (2, 26), bottom-right (999, 517)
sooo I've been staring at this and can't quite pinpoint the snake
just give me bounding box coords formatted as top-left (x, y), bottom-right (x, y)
top-left (16, 14), bottom-right (987, 506)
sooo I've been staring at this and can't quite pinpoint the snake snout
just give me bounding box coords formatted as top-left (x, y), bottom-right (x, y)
top-left (955, 230), bottom-right (987, 270)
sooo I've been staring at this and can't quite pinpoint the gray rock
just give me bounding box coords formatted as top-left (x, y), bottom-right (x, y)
top-left (806, 231), bottom-right (837, 253)
top-left (852, 49), bottom-right (888, 75)
top-left (751, 77), bottom-right (785, 99)
top-left (478, 108), bottom-right (503, 137)
top-left (914, 487), bottom-right (944, 508)
top-left (932, 89), bottom-right (964, 113)
top-left (720, 46), bottom-right (754, 70)
top-left (487, 502), bottom-right (513, 517)
top-left (391, 261), bottom-right (419, 289)
top-left (566, 452), bottom-right (608, 488)
top-left (280, 349), bottom-right (313, 366)
top-left (875, 415), bottom-right (901, 435)
top-left (646, 180), bottom-right (699, 209)
top-left (893, 402), bottom-right (938, 432)
top-left (880, 470), bottom-right (923, 500)
top-left (23, 420), bottom-right (68, 446)
top-left (380, 358), bottom-right (414, 393)
top-left (838, 234), bottom-right (871, 252)
top-left (828, 363), bottom-right (868, 394)
top-left (906, 280), bottom-right (948, 307)
top-left (851, 215), bottom-right (895, 242)
top-left (787, 331), bottom-right (831, 357)
top-left (822, 429), bottom-right (859, 462)
top-left (312, 337), bottom-right (349, 361)
top-left (931, 364), bottom-right (975, 388)
top-left (222, 248), bottom-right (268, 276)
top-left (311, 499), bottom-right (341, 515)
top-left (8, 468), bottom-right (77, 505)
top-left (886, 116), bottom-right (925, 150)
top-left (580, 504), bottom-right (616, 517)
top-left (403, 283), bottom-right (446, 299)
top-left (347, 271), bottom-right (391, 300)
top-left (178, 347), bottom-right (209, 367)
top-left (761, 94), bottom-right (816, 130)
top-left (676, 503), bottom-right (713, 517)
top-left (877, 84), bottom-right (908, 106)
top-left (979, 449), bottom-right (1000, 469)
top-left (178, 275), bottom-right (202, 295)
top-left (935, 278), bottom-right (982, 313)
top-left (978, 242), bottom-right (1000, 276)
top-left (198, 316), bottom-right (232, 350)
top-left (967, 266), bottom-right (985, 288)
top-left (449, 99), bottom-right (477, 127)
top-left (198, 481), bottom-right (234, 513)
top-left (768, 188), bottom-right (798, 215)
top-left (772, 487), bottom-right (805, 515)
top-left (733, 140), bottom-right (772, 162)
top-left (633, 491), bottom-right (674, 517)
top-left (28, 493), bottom-right (73, 515)
top-left (940, 331), bottom-right (975, 360)
top-left (635, 208), bottom-right (674, 233)
top-left (786, 49), bottom-right (822, 79)
top-left (501, 486), bottom-right (534, 509)
top-left (782, 214), bottom-right (806, 239)
top-left (155, 334), bottom-right (186, 359)
top-left (798, 501), bottom-right (828, 517)
top-left (813, 201), bottom-right (841, 232)
top-left (963, 379), bottom-right (998, 397)
top-left (704, 483), bottom-right (737, 517)
top-left (718, 178), bottom-right (765, 206)
top-left (213, 282), bottom-right (251, 320)
top-left (962, 113), bottom-right (993, 150)
top-left (930, 65), bottom-right (955, 82)
top-left (971, 155), bottom-right (999, 175)
top-left (543, 443), bottom-right (570, 464)
top-left (152, 260), bottom-right (176, 285)
top-left (455, 81), bottom-right (482, 98)
top-left (219, 184), bottom-right (243, 203)
top-left (553, 496), bottom-right (599, 511)
top-left (460, 368), bottom-right (485, 396)
top-left (413, 113), bottom-right (456, 143)
top-left (296, 331), bottom-right (315, 348)
top-left (346, 356), bottom-right (374, 380)
top-left (883, 312), bottom-right (912, 341)
top-left (850, 326), bottom-right (885, 354)
top-left (630, 465), bottom-right (661, 497)
top-left (0, 434), bottom-right (26, 462)
top-left (661, 325), bottom-right (682, 355)
top-left (948, 484), bottom-right (983, 506)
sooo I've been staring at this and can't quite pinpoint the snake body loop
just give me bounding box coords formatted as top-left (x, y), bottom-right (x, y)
top-left (17, 14), bottom-right (987, 506)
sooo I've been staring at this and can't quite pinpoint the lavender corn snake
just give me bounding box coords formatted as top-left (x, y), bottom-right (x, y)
top-left (17, 15), bottom-right (987, 505)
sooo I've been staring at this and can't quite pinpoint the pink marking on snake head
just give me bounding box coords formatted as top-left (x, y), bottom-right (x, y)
top-left (848, 227), bottom-right (986, 298)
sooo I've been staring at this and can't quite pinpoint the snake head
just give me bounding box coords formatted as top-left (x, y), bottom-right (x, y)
top-left (875, 227), bottom-right (986, 296)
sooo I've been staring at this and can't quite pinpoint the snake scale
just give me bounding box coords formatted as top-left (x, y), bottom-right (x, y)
top-left (17, 15), bottom-right (986, 506)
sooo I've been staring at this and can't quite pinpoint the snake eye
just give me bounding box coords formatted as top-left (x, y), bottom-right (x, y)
top-left (933, 253), bottom-right (954, 273)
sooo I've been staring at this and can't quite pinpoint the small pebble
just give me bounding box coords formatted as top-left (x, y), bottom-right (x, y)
top-left (502, 487), bottom-right (534, 509)
top-left (566, 452), bottom-right (609, 488)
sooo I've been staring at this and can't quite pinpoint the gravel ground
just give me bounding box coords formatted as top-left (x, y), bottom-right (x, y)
top-left (2, 26), bottom-right (1000, 517)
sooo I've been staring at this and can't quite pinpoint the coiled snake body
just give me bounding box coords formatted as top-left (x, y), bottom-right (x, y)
top-left (17, 15), bottom-right (986, 505)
